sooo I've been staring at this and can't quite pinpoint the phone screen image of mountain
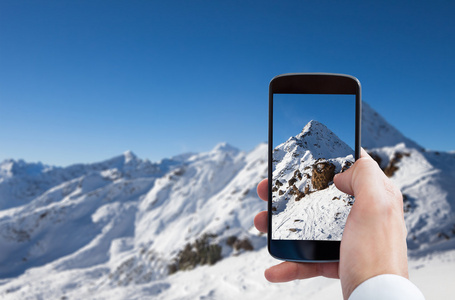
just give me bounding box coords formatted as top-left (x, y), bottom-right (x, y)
top-left (272, 120), bottom-right (355, 240)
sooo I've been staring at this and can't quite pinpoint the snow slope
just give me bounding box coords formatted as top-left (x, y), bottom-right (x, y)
top-left (0, 103), bottom-right (454, 299)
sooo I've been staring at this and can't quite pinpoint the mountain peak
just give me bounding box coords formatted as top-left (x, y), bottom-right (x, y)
top-left (212, 142), bottom-right (239, 154)
top-left (0, 159), bottom-right (49, 178)
top-left (299, 120), bottom-right (327, 137)
top-left (276, 120), bottom-right (354, 161)
top-left (362, 102), bottom-right (421, 150)
top-left (123, 150), bottom-right (138, 163)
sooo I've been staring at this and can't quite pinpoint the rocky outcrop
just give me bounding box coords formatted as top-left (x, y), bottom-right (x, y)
top-left (226, 236), bottom-right (254, 252)
top-left (168, 233), bottom-right (221, 274)
top-left (273, 159), bottom-right (338, 204)
top-left (311, 161), bottom-right (336, 190)
top-left (384, 152), bottom-right (410, 177)
top-left (368, 150), bottom-right (410, 177)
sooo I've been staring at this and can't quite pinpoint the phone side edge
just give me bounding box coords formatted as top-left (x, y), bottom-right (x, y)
top-left (267, 78), bottom-right (274, 258)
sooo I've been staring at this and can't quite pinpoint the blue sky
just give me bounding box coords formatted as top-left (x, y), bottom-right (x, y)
top-left (273, 94), bottom-right (355, 150)
top-left (1, 1), bottom-right (454, 166)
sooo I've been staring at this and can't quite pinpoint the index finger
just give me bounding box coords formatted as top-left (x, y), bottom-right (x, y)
top-left (257, 179), bottom-right (268, 201)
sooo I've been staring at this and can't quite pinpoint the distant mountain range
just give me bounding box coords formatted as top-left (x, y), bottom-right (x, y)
top-left (0, 102), bottom-right (454, 299)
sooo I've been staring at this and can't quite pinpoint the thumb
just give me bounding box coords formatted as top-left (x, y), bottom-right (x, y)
top-left (334, 148), bottom-right (373, 196)
top-left (334, 165), bottom-right (355, 196)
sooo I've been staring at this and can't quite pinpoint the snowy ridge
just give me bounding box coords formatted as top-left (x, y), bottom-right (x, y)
top-left (368, 144), bottom-right (455, 255)
top-left (0, 151), bottom-right (165, 211)
top-left (274, 120), bottom-right (353, 162)
top-left (362, 102), bottom-right (422, 149)
top-left (0, 142), bottom-right (269, 298)
top-left (0, 103), bottom-right (454, 299)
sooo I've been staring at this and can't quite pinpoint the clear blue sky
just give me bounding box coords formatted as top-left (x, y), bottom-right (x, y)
top-left (1, 1), bottom-right (454, 166)
top-left (273, 94), bottom-right (355, 150)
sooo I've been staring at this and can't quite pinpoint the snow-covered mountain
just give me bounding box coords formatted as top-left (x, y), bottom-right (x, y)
top-left (0, 103), bottom-right (454, 299)
top-left (271, 120), bottom-right (355, 240)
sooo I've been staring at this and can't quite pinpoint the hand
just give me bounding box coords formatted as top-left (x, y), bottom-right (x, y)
top-left (254, 150), bottom-right (409, 299)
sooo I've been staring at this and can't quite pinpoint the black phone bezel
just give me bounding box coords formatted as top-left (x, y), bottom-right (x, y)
top-left (268, 73), bottom-right (362, 262)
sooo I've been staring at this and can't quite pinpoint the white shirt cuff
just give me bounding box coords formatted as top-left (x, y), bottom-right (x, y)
top-left (349, 274), bottom-right (425, 300)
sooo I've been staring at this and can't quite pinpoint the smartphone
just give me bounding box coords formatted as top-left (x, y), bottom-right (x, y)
top-left (268, 73), bottom-right (361, 262)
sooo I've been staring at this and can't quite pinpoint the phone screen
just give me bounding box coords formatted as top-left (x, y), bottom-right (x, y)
top-left (271, 93), bottom-right (356, 241)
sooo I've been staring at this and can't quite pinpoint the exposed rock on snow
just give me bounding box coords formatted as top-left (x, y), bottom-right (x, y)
top-left (168, 233), bottom-right (222, 273)
top-left (311, 160), bottom-right (336, 190)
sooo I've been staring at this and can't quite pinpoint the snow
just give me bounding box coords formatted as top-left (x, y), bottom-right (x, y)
top-left (272, 184), bottom-right (353, 240)
top-left (0, 105), bottom-right (454, 299)
top-left (272, 120), bottom-right (354, 240)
